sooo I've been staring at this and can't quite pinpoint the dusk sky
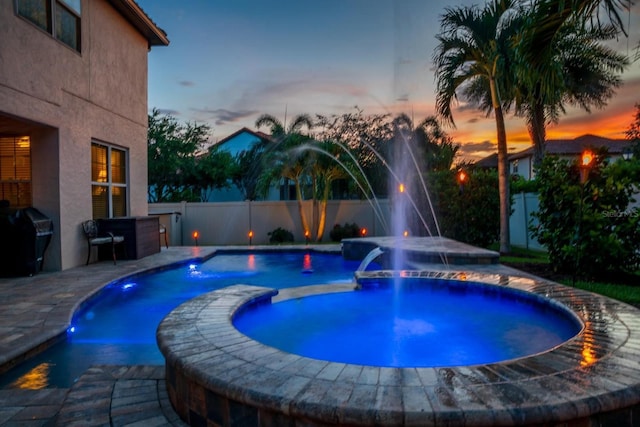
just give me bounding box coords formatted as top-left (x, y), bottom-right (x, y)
top-left (138, 0), bottom-right (640, 161)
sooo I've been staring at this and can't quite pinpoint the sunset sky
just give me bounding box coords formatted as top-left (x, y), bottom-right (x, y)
top-left (138, 0), bottom-right (640, 161)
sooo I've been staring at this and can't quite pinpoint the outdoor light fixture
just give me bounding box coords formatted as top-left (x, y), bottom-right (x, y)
top-left (248, 230), bottom-right (253, 245)
top-left (403, 230), bottom-right (409, 237)
top-left (304, 230), bottom-right (310, 244)
top-left (398, 183), bottom-right (405, 193)
top-left (192, 231), bottom-right (199, 247)
top-left (457, 170), bottom-right (467, 193)
top-left (580, 150), bottom-right (594, 184)
top-left (360, 227), bottom-right (367, 237)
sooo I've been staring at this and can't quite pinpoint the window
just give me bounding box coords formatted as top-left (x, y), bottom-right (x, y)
top-left (512, 159), bottom-right (519, 175)
top-left (16, 0), bottom-right (81, 52)
top-left (0, 136), bottom-right (32, 209)
top-left (91, 142), bottom-right (127, 219)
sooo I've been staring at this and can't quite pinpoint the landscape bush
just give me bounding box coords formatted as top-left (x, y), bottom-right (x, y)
top-left (329, 222), bottom-right (361, 242)
top-left (531, 151), bottom-right (640, 278)
top-left (267, 227), bottom-right (294, 244)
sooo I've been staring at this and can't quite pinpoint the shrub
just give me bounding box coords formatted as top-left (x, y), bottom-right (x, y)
top-left (530, 152), bottom-right (640, 279)
top-left (329, 222), bottom-right (361, 242)
top-left (427, 168), bottom-right (501, 248)
top-left (267, 227), bottom-right (294, 244)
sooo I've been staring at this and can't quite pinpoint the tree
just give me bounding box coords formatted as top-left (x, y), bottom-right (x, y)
top-left (306, 139), bottom-right (357, 241)
top-left (190, 146), bottom-right (235, 202)
top-left (531, 151), bottom-right (640, 278)
top-left (626, 103), bottom-right (640, 159)
top-left (147, 109), bottom-right (210, 202)
top-left (231, 143), bottom-right (267, 201)
top-left (515, 11), bottom-right (627, 167)
top-left (315, 108), bottom-right (394, 198)
top-left (255, 113), bottom-right (314, 238)
top-left (147, 109), bottom-right (232, 202)
top-left (392, 114), bottom-right (459, 173)
top-left (433, 0), bottom-right (521, 254)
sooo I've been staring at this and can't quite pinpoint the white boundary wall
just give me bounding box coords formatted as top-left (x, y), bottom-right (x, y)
top-left (150, 196), bottom-right (545, 249)
top-left (149, 200), bottom-right (391, 246)
top-left (509, 192), bottom-right (544, 250)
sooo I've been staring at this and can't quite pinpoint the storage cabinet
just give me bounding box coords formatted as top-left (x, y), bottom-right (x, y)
top-left (98, 216), bottom-right (160, 260)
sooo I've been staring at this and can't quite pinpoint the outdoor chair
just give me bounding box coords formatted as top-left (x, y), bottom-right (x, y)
top-left (82, 219), bottom-right (125, 265)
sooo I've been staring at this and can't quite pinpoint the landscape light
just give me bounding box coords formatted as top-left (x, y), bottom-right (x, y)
top-left (580, 150), bottom-right (594, 184)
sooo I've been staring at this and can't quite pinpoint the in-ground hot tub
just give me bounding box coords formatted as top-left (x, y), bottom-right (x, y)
top-left (234, 273), bottom-right (582, 368)
top-left (157, 271), bottom-right (640, 426)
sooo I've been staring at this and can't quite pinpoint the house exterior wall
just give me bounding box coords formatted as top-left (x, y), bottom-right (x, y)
top-left (0, 1), bottom-right (154, 270)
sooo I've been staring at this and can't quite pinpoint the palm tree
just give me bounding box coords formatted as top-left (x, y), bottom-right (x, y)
top-left (464, 20), bottom-right (628, 168)
top-left (433, 0), bottom-right (522, 254)
top-left (255, 113), bottom-right (314, 238)
top-left (516, 0), bottom-right (629, 126)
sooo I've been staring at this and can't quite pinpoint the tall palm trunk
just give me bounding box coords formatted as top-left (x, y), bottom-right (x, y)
top-left (489, 76), bottom-right (511, 254)
top-left (528, 102), bottom-right (547, 170)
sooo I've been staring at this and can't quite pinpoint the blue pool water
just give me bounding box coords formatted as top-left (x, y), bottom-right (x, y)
top-left (0, 252), bottom-right (361, 389)
top-left (234, 279), bottom-right (582, 367)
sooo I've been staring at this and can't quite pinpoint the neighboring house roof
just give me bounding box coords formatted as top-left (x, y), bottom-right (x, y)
top-left (509, 134), bottom-right (631, 160)
top-left (108, 0), bottom-right (169, 47)
top-left (473, 153), bottom-right (498, 169)
top-left (215, 127), bottom-right (272, 148)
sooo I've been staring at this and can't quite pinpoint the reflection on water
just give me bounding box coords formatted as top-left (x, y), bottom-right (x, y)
top-left (11, 362), bottom-right (52, 390)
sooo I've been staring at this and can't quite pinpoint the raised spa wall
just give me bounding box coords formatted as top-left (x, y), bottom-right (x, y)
top-left (157, 270), bottom-right (640, 427)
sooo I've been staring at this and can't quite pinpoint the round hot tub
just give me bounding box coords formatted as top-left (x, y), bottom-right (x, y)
top-left (233, 276), bottom-right (582, 368)
top-left (157, 270), bottom-right (640, 426)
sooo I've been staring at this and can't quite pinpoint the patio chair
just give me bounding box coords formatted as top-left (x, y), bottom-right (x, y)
top-left (82, 219), bottom-right (125, 265)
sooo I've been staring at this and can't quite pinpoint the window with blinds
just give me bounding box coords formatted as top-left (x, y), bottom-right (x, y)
top-left (91, 142), bottom-right (127, 219)
top-left (0, 136), bottom-right (32, 209)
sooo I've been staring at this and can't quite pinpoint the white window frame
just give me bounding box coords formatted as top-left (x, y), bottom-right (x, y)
top-left (91, 142), bottom-right (129, 219)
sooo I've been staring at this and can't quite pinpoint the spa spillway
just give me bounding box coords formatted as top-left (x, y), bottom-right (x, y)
top-left (157, 271), bottom-right (640, 426)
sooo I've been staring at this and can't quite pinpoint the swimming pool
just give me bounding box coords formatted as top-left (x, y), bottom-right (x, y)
top-left (0, 251), bottom-right (362, 389)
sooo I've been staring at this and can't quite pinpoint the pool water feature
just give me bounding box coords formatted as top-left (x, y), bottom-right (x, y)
top-left (233, 278), bottom-right (582, 367)
top-left (0, 251), bottom-right (363, 389)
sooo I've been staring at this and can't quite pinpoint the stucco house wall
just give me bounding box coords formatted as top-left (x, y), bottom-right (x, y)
top-left (0, 0), bottom-right (167, 271)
